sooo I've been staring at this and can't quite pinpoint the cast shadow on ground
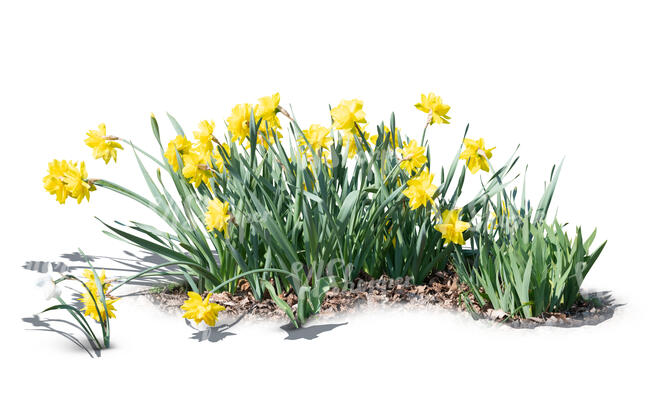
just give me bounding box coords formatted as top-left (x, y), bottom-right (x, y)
top-left (281, 322), bottom-right (348, 340)
top-left (23, 250), bottom-right (186, 290)
top-left (185, 313), bottom-right (246, 343)
top-left (22, 315), bottom-right (101, 358)
top-left (502, 290), bottom-right (624, 329)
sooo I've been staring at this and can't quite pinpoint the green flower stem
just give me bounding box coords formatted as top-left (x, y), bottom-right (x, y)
top-left (121, 139), bottom-right (167, 169)
top-left (420, 122), bottom-right (429, 147)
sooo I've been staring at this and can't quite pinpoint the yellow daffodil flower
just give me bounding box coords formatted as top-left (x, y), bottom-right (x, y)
top-left (182, 151), bottom-right (213, 188)
top-left (226, 103), bottom-right (253, 143)
top-left (255, 93), bottom-right (282, 133)
top-left (403, 168), bottom-right (437, 210)
top-left (193, 120), bottom-right (215, 157)
top-left (44, 160), bottom-right (95, 204)
top-left (84, 123), bottom-right (123, 164)
top-left (181, 291), bottom-right (226, 327)
top-left (204, 197), bottom-right (229, 235)
top-left (43, 159), bottom-right (71, 204)
top-left (164, 135), bottom-right (193, 172)
top-left (331, 99), bottom-right (367, 134)
top-left (63, 161), bottom-right (95, 204)
top-left (459, 138), bottom-right (495, 174)
top-left (397, 140), bottom-right (427, 174)
top-left (78, 268), bottom-right (118, 321)
top-left (434, 208), bottom-right (471, 245)
top-left (298, 124), bottom-right (333, 153)
top-left (415, 93), bottom-right (451, 125)
top-left (82, 269), bottom-right (109, 295)
top-left (342, 130), bottom-right (370, 158)
top-left (79, 291), bottom-right (119, 322)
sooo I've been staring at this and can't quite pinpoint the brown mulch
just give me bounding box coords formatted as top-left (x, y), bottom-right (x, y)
top-left (148, 266), bottom-right (618, 328)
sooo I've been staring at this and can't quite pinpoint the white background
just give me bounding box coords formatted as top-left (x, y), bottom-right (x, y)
top-left (1, 0), bottom-right (648, 395)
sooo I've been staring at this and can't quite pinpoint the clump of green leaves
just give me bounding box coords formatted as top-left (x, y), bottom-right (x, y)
top-left (216, 113), bottom-right (516, 326)
top-left (455, 167), bottom-right (607, 318)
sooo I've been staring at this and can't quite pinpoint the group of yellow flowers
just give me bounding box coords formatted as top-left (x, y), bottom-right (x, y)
top-left (163, 120), bottom-right (230, 189)
top-left (43, 92), bottom-right (495, 248)
top-left (43, 160), bottom-right (95, 204)
top-left (42, 92), bottom-right (498, 327)
top-left (42, 123), bottom-right (121, 204)
top-left (196, 93), bottom-right (493, 248)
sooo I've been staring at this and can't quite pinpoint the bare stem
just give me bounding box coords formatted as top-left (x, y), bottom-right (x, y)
top-left (277, 105), bottom-right (294, 122)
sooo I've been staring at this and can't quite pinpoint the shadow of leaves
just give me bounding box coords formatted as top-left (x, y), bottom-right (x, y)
top-left (281, 322), bottom-right (348, 340)
top-left (22, 315), bottom-right (101, 358)
top-left (186, 313), bottom-right (245, 343)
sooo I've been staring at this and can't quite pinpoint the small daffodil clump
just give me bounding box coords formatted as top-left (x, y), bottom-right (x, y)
top-left (459, 138), bottom-right (495, 174)
top-left (85, 123), bottom-right (123, 164)
top-left (181, 292), bottom-right (226, 327)
top-left (37, 261), bottom-right (120, 350)
top-left (434, 208), bottom-right (471, 246)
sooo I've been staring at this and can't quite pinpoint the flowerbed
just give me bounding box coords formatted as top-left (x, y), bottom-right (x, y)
top-left (149, 270), bottom-right (615, 329)
top-left (38, 92), bottom-right (607, 350)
